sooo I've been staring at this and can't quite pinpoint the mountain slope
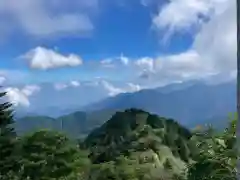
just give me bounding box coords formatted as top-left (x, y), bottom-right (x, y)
top-left (15, 116), bottom-right (57, 135)
top-left (84, 81), bottom-right (236, 128)
top-left (14, 110), bottom-right (115, 138)
top-left (84, 109), bottom-right (197, 178)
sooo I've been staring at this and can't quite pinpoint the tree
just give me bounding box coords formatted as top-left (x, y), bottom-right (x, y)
top-left (18, 129), bottom-right (90, 180)
top-left (187, 117), bottom-right (238, 180)
top-left (0, 90), bottom-right (18, 179)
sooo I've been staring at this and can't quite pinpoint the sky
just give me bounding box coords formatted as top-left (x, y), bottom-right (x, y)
top-left (0, 0), bottom-right (237, 109)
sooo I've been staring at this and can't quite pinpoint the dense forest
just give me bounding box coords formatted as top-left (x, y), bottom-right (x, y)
top-left (0, 90), bottom-right (238, 180)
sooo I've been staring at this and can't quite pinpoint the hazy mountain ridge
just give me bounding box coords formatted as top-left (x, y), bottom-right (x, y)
top-left (15, 80), bottom-right (235, 137)
top-left (83, 81), bottom-right (236, 127)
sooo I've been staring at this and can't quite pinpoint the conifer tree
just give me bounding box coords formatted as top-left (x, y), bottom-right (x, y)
top-left (19, 129), bottom-right (89, 180)
top-left (0, 90), bottom-right (18, 178)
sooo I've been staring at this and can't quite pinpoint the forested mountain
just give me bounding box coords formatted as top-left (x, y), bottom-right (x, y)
top-left (84, 109), bottom-right (196, 176)
top-left (81, 109), bottom-right (237, 180)
top-left (15, 110), bottom-right (115, 138)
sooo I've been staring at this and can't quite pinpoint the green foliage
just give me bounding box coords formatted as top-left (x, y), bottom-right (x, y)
top-left (1, 106), bottom-right (238, 180)
top-left (17, 129), bottom-right (90, 180)
top-left (0, 90), bottom-right (19, 179)
top-left (187, 113), bottom-right (238, 180)
top-left (84, 109), bottom-right (194, 179)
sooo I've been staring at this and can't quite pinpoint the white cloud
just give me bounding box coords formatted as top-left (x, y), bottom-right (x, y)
top-left (54, 80), bottom-right (81, 90)
top-left (21, 85), bottom-right (41, 96)
top-left (101, 80), bottom-right (124, 96)
top-left (193, 0), bottom-right (236, 73)
top-left (101, 80), bottom-right (142, 96)
top-left (127, 83), bottom-right (142, 92)
top-left (0, 0), bottom-right (94, 38)
top-left (135, 57), bottom-right (154, 72)
top-left (136, 51), bottom-right (208, 83)
top-left (5, 88), bottom-right (30, 107)
top-left (100, 59), bottom-right (115, 68)
top-left (100, 54), bottom-right (130, 68)
top-left (152, 0), bottom-right (228, 39)
top-left (70, 80), bottom-right (80, 87)
top-left (23, 46), bottom-right (83, 70)
top-left (119, 53), bottom-right (129, 65)
top-left (54, 83), bottom-right (68, 90)
top-left (136, 0), bottom-right (235, 84)
top-left (155, 50), bottom-right (216, 80)
top-left (5, 85), bottom-right (41, 107)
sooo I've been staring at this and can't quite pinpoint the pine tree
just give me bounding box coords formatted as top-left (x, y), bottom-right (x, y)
top-left (19, 129), bottom-right (89, 180)
top-left (0, 90), bottom-right (18, 178)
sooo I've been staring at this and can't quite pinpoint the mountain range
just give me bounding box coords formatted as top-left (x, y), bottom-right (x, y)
top-left (14, 80), bottom-right (236, 136)
top-left (83, 80), bottom-right (236, 126)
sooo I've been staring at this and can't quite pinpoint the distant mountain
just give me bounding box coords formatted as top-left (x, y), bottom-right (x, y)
top-left (15, 109), bottom-right (115, 138)
top-left (155, 80), bottom-right (204, 93)
top-left (84, 109), bottom-right (197, 178)
top-left (83, 81), bottom-right (236, 128)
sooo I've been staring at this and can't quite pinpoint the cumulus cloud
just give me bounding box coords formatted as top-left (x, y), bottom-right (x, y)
top-left (22, 46), bottom-right (83, 70)
top-left (136, 0), bottom-right (236, 84)
top-left (193, 0), bottom-right (236, 73)
top-left (152, 0), bottom-right (228, 39)
top-left (139, 50), bottom-right (218, 83)
top-left (0, 0), bottom-right (95, 38)
top-left (135, 57), bottom-right (154, 72)
top-left (5, 88), bottom-right (30, 107)
top-left (5, 85), bottom-right (41, 107)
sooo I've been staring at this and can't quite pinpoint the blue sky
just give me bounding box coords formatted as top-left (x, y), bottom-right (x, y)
top-left (0, 1), bottom-right (194, 77)
top-left (0, 0), bottom-right (236, 108)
